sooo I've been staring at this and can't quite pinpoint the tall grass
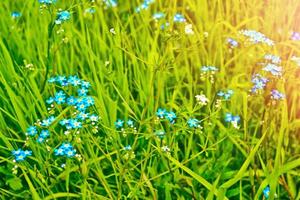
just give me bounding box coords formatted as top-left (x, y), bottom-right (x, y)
top-left (0, 0), bottom-right (300, 199)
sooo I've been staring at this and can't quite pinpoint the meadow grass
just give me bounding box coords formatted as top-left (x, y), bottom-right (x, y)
top-left (0, 0), bottom-right (300, 199)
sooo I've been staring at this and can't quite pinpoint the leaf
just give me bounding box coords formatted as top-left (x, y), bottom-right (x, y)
top-left (6, 177), bottom-right (23, 191)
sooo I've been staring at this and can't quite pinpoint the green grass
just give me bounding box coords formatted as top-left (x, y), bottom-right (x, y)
top-left (0, 0), bottom-right (300, 199)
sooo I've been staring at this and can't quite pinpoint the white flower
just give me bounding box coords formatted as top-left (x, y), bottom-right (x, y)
top-left (185, 24), bottom-right (194, 35)
top-left (161, 146), bottom-right (170, 152)
top-left (195, 94), bottom-right (209, 105)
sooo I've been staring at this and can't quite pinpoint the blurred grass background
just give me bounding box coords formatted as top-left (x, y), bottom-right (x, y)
top-left (0, 0), bottom-right (300, 199)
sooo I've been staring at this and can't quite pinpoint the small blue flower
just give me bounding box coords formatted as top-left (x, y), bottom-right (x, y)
top-left (77, 112), bottom-right (89, 121)
top-left (239, 29), bottom-right (274, 46)
top-left (271, 89), bottom-right (285, 100)
top-left (263, 63), bottom-right (282, 76)
top-left (127, 119), bottom-right (134, 127)
top-left (153, 12), bottom-right (165, 20)
top-left (165, 111), bottom-right (176, 123)
top-left (263, 186), bottom-right (270, 199)
top-left (54, 142), bottom-right (76, 157)
top-left (174, 13), bottom-right (186, 22)
top-left (135, 0), bottom-right (155, 12)
top-left (251, 74), bottom-right (269, 93)
top-left (227, 38), bottom-right (238, 48)
top-left (85, 8), bottom-right (96, 14)
top-left (26, 126), bottom-right (38, 136)
top-left (12, 149), bottom-right (32, 162)
top-left (123, 145), bottom-right (132, 150)
top-left (89, 114), bottom-right (99, 122)
top-left (11, 11), bottom-right (21, 19)
top-left (224, 113), bottom-right (240, 123)
top-left (70, 119), bottom-right (82, 129)
top-left (39, 0), bottom-right (57, 4)
top-left (81, 81), bottom-right (91, 89)
top-left (103, 0), bottom-right (117, 7)
top-left (46, 97), bottom-right (55, 104)
top-left (200, 66), bottom-right (219, 73)
top-left (55, 11), bottom-right (71, 25)
top-left (78, 88), bottom-right (88, 96)
top-left (160, 22), bottom-right (170, 30)
top-left (217, 89), bottom-right (234, 100)
top-left (67, 96), bottom-right (77, 105)
top-left (68, 75), bottom-right (81, 86)
top-left (264, 54), bottom-right (281, 64)
top-left (156, 108), bottom-right (167, 118)
top-left (56, 76), bottom-right (68, 86)
top-left (37, 137), bottom-right (46, 143)
top-left (40, 130), bottom-right (50, 138)
top-left (48, 76), bottom-right (57, 83)
top-left (54, 90), bottom-right (66, 104)
top-left (41, 116), bottom-right (55, 127)
top-left (115, 119), bottom-right (124, 129)
top-left (187, 118), bottom-right (200, 128)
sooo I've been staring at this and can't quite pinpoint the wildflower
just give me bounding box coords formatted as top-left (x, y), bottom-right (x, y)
top-left (85, 8), bottom-right (96, 14)
top-left (12, 149), bottom-right (32, 162)
top-left (77, 112), bottom-right (89, 121)
top-left (239, 29), bottom-right (274, 46)
top-left (123, 145), bottom-right (132, 150)
top-left (185, 24), bottom-right (194, 35)
top-left (156, 108), bottom-right (167, 118)
top-left (135, 0), bottom-right (155, 12)
top-left (66, 96), bottom-right (77, 106)
top-left (54, 90), bottom-right (66, 104)
top-left (200, 66), bottom-right (219, 73)
top-left (161, 145), bottom-right (170, 152)
top-left (78, 88), bottom-right (88, 96)
top-left (264, 54), bottom-right (281, 64)
top-left (48, 76), bottom-right (57, 83)
top-left (270, 89), bottom-right (285, 100)
top-left (251, 74), bottom-right (268, 93)
top-left (38, 0), bottom-right (57, 4)
top-left (217, 89), bottom-right (234, 100)
top-left (195, 94), bottom-right (209, 105)
top-left (291, 32), bottom-right (300, 41)
top-left (56, 76), bottom-right (68, 85)
top-left (115, 119), bottom-right (124, 129)
top-left (263, 186), bottom-right (270, 199)
top-left (41, 116), bottom-right (55, 127)
top-left (165, 111), bottom-right (176, 123)
top-left (76, 101), bottom-right (88, 112)
top-left (81, 81), bottom-right (91, 89)
top-left (68, 75), bottom-right (81, 86)
top-left (70, 119), bottom-right (82, 129)
top-left (187, 118), bottom-right (200, 128)
top-left (160, 22), bottom-right (170, 30)
top-left (153, 12), bottom-right (165, 20)
top-left (54, 142), bottom-right (76, 157)
top-left (89, 114), bottom-right (99, 122)
top-left (46, 97), bottom-right (55, 104)
top-left (55, 11), bottom-right (71, 25)
top-left (291, 56), bottom-right (300, 67)
top-left (26, 126), bottom-right (38, 136)
top-left (103, 0), bottom-right (117, 7)
top-left (40, 130), bottom-right (50, 138)
top-left (127, 119), bottom-right (134, 127)
top-left (227, 38), bottom-right (238, 48)
top-left (225, 113), bottom-right (240, 129)
top-left (155, 130), bottom-right (165, 138)
top-left (174, 13), bottom-right (186, 22)
top-left (262, 63), bottom-right (282, 76)
top-left (11, 11), bottom-right (21, 19)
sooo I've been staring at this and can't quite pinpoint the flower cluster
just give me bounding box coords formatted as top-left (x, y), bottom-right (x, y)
top-left (136, 0), bottom-right (155, 12)
top-left (37, 130), bottom-right (50, 143)
top-left (291, 31), bottom-right (300, 41)
top-left (173, 13), bottom-right (186, 23)
top-left (54, 143), bottom-right (76, 157)
top-left (55, 11), bottom-right (71, 25)
top-left (114, 119), bottom-right (135, 129)
top-left (263, 186), bottom-right (270, 199)
top-left (251, 74), bottom-right (269, 93)
top-left (12, 149), bottom-right (32, 162)
top-left (195, 94), bottom-right (209, 105)
top-left (217, 89), bottom-right (234, 100)
top-left (262, 63), bottom-right (282, 76)
top-left (264, 54), bottom-right (281, 64)
top-left (200, 66), bottom-right (219, 73)
top-left (156, 108), bottom-right (177, 124)
top-left (239, 29), bottom-right (274, 46)
top-left (270, 89), bottom-right (285, 100)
